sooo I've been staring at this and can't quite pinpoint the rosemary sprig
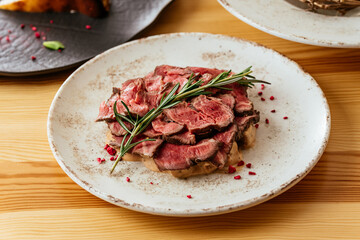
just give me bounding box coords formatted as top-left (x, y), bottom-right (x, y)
top-left (110, 66), bottom-right (270, 173)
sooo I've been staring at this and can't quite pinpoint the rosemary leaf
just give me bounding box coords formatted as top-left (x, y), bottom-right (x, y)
top-left (162, 100), bottom-right (182, 109)
top-left (214, 86), bottom-right (232, 91)
top-left (160, 92), bottom-right (166, 104)
top-left (113, 101), bottom-right (133, 123)
top-left (120, 133), bottom-right (128, 152)
top-left (140, 108), bottom-right (155, 122)
top-left (126, 138), bottom-right (156, 151)
top-left (113, 101), bottom-right (132, 134)
top-left (121, 101), bottom-right (134, 123)
top-left (115, 115), bottom-right (132, 134)
top-left (161, 83), bottom-right (180, 106)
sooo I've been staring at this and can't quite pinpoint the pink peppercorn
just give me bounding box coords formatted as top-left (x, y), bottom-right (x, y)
top-left (228, 165), bottom-right (236, 174)
top-left (261, 84), bottom-right (265, 90)
top-left (255, 124), bottom-right (259, 129)
top-left (31, 56), bottom-right (36, 61)
top-left (20, 24), bottom-right (25, 29)
top-left (35, 32), bottom-right (40, 38)
top-left (106, 146), bottom-right (116, 156)
top-left (58, 49), bottom-right (62, 52)
top-left (261, 97), bottom-right (265, 101)
top-left (50, 20), bottom-right (54, 24)
top-left (246, 163), bottom-right (252, 168)
top-left (110, 157), bottom-right (115, 161)
top-left (150, 182), bottom-right (153, 185)
top-left (265, 119), bottom-right (269, 124)
top-left (187, 195), bottom-right (192, 199)
top-left (237, 160), bottom-right (244, 166)
top-left (42, 36), bottom-right (47, 40)
top-left (283, 116), bottom-right (288, 119)
top-left (270, 96), bottom-right (275, 100)
top-left (234, 175), bottom-right (241, 180)
top-left (104, 144), bottom-right (109, 149)
top-left (271, 109), bottom-right (276, 113)
top-left (97, 158), bottom-right (105, 163)
top-left (6, 36), bottom-right (10, 42)
top-left (85, 25), bottom-right (91, 30)
top-left (32, 26), bottom-right (37, 31)
top-left (126, 177), bottom-right (130, 182)
top-left (258, 91), bottom-right (263, 96)
top-left (249, 171), bottom-right (256, 175)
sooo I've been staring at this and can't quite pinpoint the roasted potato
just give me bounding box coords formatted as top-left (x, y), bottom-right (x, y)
top-left (0, 0), bottom-right (110, 18)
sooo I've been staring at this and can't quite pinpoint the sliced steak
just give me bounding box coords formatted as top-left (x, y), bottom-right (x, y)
top-left (99, 65), bottom-right (260, 175)
top-left (164, 131), bottom-right (196, 145)
top-left (146, 92), bottom-right (161, 110)
top-left (151, 115), bottom-right (184, 136)
top-left (120, 78), bottom-right (149, 117)
top-left (155, 65), bottom-right (192, 91)
top-left (213, 151), bottom-right (228, 169)
top-left (144, 72), bottom-right (163, 92)
top-left (215, 93), bottom-right (235, 110)
top-left (225, 83), bottom-right (253, 114)
top-left (190, 67), bottom-right (227, 94)
top-left (155, 65), bottom-right (192, 77)
top-left (96, 101), bottom-right (114, 122)
top-left (154, 139), bottom-right (219, 171)
top-left (95, 88), bottom-right (121, 122)
top-left (214, 124), bottom-right (237, 153)
top-left (235, 111), bottom-right (260, 140)
top-left (107, 121), bottom-right (133, 136)
top-left (142, 126), bottom-right (163, 138)
top-left (212, 124), bottom-right (237, 167)
top-left (189, 67), bottom-right (224, 79)
top-left (109, 134), bottom-right (163, 158)
top-left (108, 134), bottom-right (129, 148)
top-left (191, 95), bottom-right (234, 130)
top-left (132, 138), bottom-right (164, 158)
top-left (164, 102), bottom-right (215, 134)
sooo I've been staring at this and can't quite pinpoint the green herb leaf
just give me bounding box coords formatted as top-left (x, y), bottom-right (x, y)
top-left (43, 41), bottom-right (65, 50)
top-left (121, 101), bottom-right (135, 123)
top-left (162, 100), bottom-right (182, 109)
top-left (126, 138), bottom-right (156, 151)
top-left (214, 86), bottom-right (232, 91)
top-left (113, 101), bottom-right (132, 134)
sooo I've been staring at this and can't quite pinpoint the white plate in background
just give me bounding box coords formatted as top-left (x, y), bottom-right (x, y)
top-left (218, 0), bottom-right (360, 48)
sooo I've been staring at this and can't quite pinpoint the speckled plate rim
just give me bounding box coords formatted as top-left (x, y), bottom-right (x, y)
top-left (47, 32), bottom-right (331, 217)
top-left (218, 0), bottom-right (360, 48)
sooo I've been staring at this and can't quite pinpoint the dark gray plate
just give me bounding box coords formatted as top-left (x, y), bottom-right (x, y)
top-left (0, 0), bottom-right (172, 76)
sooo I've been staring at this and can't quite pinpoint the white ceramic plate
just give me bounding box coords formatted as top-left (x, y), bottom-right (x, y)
top-left (218, 0), bottom-right (360, 48)
top-left (48, 33), bottom-right (330, 216)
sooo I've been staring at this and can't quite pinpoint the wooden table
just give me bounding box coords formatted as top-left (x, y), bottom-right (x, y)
top-left (1, 0), bottom-right (360, 239)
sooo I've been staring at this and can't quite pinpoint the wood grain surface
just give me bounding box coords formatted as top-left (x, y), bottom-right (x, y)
top-left (1, 0), bottom-right (360, 239)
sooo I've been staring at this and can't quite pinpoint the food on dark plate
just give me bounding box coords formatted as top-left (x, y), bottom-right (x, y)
top-left (0, 0), bottom-right (110, 17)
top-left (97, 65), bottom-right (264, 178)
top-left (297, 0), bottom-right (360, 14)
